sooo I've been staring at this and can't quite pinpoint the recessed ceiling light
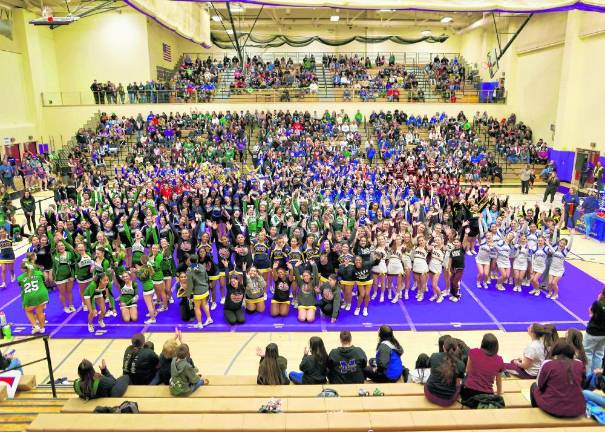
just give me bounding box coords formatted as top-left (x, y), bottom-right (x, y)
top-left (330, 15), bottom-right (340, 22)
top-left (440, 16), bottom-right (453, 23)
top-left (211, 15), bottom-right (222, 22)
top-left (421, 30), bottom-right (432, 36)
top-left (230, 5), bottom-right (244, 13)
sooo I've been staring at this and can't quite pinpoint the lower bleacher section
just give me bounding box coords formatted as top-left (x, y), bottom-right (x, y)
top-left (22, 376), bottom-right (603, 432)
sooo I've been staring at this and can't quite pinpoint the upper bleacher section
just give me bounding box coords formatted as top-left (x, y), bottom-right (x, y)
top-left (41, 51), bottom-right (505, 106)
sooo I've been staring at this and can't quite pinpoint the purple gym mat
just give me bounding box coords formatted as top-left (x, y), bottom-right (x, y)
top-left (0, 253), bottom-right (600, 338)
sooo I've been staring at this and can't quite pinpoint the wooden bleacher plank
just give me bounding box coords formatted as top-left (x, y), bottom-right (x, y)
top-left (119, 380), bottom-right (533, 399)
top-left (62, 393), bottom-right (531, 414)
top-left (0, 383), bottom-right (7, 401)
top-left (27, 412), bottom-right (599, 432)
top-left (205, 375), bottom-right (258, 385)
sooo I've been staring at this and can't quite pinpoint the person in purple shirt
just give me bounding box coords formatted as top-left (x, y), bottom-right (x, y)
top-left (460, 333), bottom-right (504, 405)
top-left (530, 340), bottom-right (585, 418)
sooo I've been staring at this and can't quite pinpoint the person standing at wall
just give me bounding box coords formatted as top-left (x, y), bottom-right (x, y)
top-left (90, 80), bottom-right (100, 104)
top-left (561, 187), bottom-right (580, 231)
top-left (593, 162), bottom-right (604, 191)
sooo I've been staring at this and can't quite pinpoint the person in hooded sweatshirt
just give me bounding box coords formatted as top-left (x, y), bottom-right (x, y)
top-left (363, 325), bottom-right (405, 383)
top-left (122, 333), bottom-right (159, 385)
top-left (327, 330), bottom-right (367, 384)
top-left (289, 336), bottom-right (329, 384)
top-left (317, 274), bottom-right (341, 323)
top-left (169, 344), bottom-right (207, 396)
top-left (186, 255), bottom-right (213, 328)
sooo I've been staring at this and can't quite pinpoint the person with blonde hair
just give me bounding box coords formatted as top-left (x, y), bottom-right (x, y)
top-left (151, 329), bottom-right (185, 385)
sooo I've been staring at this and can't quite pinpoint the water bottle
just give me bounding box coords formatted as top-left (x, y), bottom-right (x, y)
top-left (2, 325), bottom-right (12, 341)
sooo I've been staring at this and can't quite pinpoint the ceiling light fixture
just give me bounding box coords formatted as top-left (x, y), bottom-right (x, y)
top-left (330, 15), bottom-right (340, 22)
top-left (230, 5), bottom-right (244, 13)
top-left (440, 16), bottom-right (453, 23)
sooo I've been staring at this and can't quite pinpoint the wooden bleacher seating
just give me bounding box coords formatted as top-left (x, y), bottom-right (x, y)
top-left (0, 382), bottom-right (7, 401)
top-left (61, 393), bottom-right (530, 414)
top-left (27, 409), bottom-right (598, 432)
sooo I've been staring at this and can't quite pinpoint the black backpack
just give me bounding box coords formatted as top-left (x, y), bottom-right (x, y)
top-left (461, 394), bottom-right (505, 409)
top-left (94, 401), bottom-right (139, 414)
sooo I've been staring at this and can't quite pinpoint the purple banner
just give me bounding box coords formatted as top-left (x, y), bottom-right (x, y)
top-left (548, 148), bottom-right (575, 182)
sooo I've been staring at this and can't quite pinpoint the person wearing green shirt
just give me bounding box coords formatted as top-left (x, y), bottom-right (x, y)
top-left (73, 243), bottom-right (94, 312)
top-left (149, 244), bottom-right (166, 311)
top-left (137, 255), bottom-right (156, 324)
top-left (52, 241), bottom-right (76, 313)
top-left (83, 273), bottom-right (111, 333)
top-left (18, 261), bottom-right (49, 334)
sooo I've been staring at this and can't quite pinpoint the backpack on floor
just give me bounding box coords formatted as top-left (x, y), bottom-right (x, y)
top-left (462, 394), bottom-right (505, 409)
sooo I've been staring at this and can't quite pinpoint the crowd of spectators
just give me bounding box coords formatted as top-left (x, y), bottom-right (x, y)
top-left (230, 55), bottom-right (317, 93)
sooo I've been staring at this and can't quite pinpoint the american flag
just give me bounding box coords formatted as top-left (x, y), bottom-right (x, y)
top-left (162, 43), bottom-right (172, 62)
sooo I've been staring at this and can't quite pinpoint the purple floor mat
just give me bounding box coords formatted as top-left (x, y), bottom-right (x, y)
top-left (0, 254), bottom-right (600, 338)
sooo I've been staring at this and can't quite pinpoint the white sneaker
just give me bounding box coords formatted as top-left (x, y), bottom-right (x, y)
top-left (98, 320), bottom-right (106, 328)
top-left (379, 295), bottom-right (384, 303)
top-left (345, 304), bottom-right (351, 311)
top-left (476, 282), bottom-right (482, 289)
top-left (158, 306), bottom-right (168, 313)
top-left (31, 326), bottom-right (40, 334)
top-left (391, 294), bottom-right (399, 304)
top-left (168, 297), bottom-right (174, 304)
top-left (429, 295), bottom-right (437, 302)
top-left (417, 294), bottom-right (424, 302)
top-left (144, 318), bottom-right (156, 324)
top-left (88, 324), bottom-right (94, 333)
top-left (436, 295), bottom-right (445, 303)
top-left (496, 284), bottom-right (505, 291)
top-left (220, 297), bottom-right (226, 305)
top-left (193, 322), bottom-right (203, 329)
top-left (551, 294), bottom-right (558, 300)
top-left (466, 251), bottom-right (473, 256)
top-left (449, 296), bottom-right (459, 303)
top-left (371, 292), bottom-right (377, 300)
top-left (210, 302), bottom-right (217, 311)
top-left (482, 282), bottom-right (489, 289)
top-left (404, 290), bottom-right (409, 300)
top-left (10, 275), bottom-right (15, 282)
top-left (64, 307), bottom-right (71, 313)
top-left (533, 290), bottom-right (541, 297)
top-left (546, 292), bottom-right (552, 298)
top-left (203, 318), bottom-right (214, 326)
top-left (353, 308), bottom-right (360, 316)
top-left (0, 282), bottom-right (5, 288)
top-left (528, 289), bottom-right (536, 295)
top-left (340, 302), bottom-right (346, 309)
top-left (442, 289), bottom-right (450, 296)
top-left (387, 290), bottom-right (392, 300)
top-left (39, 327), bottom-right (45, 334)
top-left (523, 279), bottom-right (530, 286)
top-left (362, 308), bottom-right (368, 317)
top-left (82, 303), bottom-right (88, 312)
top-left (108, 310), bottom-right (117, 317)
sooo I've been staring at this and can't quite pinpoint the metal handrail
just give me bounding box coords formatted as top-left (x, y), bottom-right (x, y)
top-left (0, 335), bottom-right (57, 398)
top-left (41, 86), bottom-right (506, 107)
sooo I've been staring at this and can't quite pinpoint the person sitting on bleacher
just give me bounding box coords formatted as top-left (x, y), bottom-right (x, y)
top-left (327, 331), bottom-right (367, 384)
top-left (74, 359), bottom-right (129, 400)
top-left (460, 333), bottom-right (504, 407)
top-left (424, 338), bottom-right (465, 407)
top-left (288, 336), bottom-right (328, 385)
top-left (169, 344), bottom-right (208, 396)
top-left (530, 340), bottom-right (586, 418)
top-left (122, 333), bottom-right (159, 385)
top-left (503, 323), bottom-right (557, 379)
top-left (256, 343), bottom-right (289, 385)
top-left (363, 325), bottom-right (404, 383)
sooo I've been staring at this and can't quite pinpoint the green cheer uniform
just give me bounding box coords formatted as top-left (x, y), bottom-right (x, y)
top-left (18, 270), bottom-right (49, 308)
top-left (150, 252), bottom-right (164, 282)
top-left (75, 254), bottom-right (94, 283)
top-left (132, 241), bottom-right (145, 266)
top-left (52, 252), bottom-right (74, 283)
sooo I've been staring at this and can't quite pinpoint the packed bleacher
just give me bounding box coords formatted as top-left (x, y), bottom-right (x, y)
top-left (230, 55), bottom-right (318, 93)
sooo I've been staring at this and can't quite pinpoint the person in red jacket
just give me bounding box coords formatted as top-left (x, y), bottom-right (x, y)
top-left (530, 340), bottom-right (586, 418)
